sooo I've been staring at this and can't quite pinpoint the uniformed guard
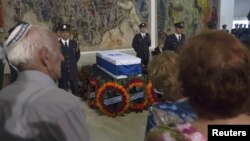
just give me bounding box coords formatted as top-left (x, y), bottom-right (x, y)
top-left (58, 24), bottom-right (80, 96)
top-left (132, 23), bottom-right (151, 69)
top-left (231, 23), bottom-right (239, 38)
top-left (163, 22), bottom-right (185, 52)
top-left (238, 24), bottom-right (244, 39)
top-left (221, 24), bottom-right (229, 33)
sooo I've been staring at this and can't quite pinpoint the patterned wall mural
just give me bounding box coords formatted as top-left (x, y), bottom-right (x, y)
top-left (157, 0), bottom-right (218, 38)
top-left (0, 0), bottom-right (218, 51)
top-left (0, 0), bottom-right (150, 51)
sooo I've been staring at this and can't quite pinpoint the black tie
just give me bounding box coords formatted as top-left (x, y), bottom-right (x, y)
top-left (178, 36), bottom-right (181, 42)
top-left (64, 42), bottom-right (68, 48)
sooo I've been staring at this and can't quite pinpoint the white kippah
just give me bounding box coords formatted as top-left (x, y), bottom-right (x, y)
top-left (3, 23), bottom-right (31, 51)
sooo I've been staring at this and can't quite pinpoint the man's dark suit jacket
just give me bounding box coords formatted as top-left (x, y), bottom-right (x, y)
top-left (163, 33), bottom-right (185, 52)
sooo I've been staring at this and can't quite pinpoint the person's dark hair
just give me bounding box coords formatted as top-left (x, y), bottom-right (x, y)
top-left (179, 31), bottom-right (250, 120)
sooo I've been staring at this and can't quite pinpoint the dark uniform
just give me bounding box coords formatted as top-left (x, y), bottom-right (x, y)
top-left (132, 23), bottom-right (151, 68)
top-left (163, 22), bottom-right (185, 52)
top-left (221, 24), bottom-right (229, 33)
top-left (58, 24), bottom-right (80, 95)
top-left (231, 24), bottom-right (240, 38)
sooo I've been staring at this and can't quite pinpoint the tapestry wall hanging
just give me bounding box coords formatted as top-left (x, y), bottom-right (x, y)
top-left (157, 0), bottom-right (219, 46)
top-left (1, 0), bottom-right (150, 51)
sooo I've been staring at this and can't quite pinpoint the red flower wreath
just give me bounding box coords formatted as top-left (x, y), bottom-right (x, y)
top-left (96, 82), bottom-right (130, 117)
top-left (86, 76), bottom-right (99, 108)
top-left (146, 81), bottom-right (157, 105)
top-left (125, 78), bottom-right (148, 112)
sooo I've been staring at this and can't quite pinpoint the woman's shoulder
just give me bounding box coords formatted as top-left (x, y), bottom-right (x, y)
top-left (148, 101), bottom-right (196, 125)
top-left (152, 101), bottom-right (196, 117)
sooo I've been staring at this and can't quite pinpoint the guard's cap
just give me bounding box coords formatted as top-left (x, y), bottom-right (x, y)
top-left (139, 23), bottom-right (147, 28)
top-left (60, 24), bottom-right (70, 31)
top-left (174, 22), bottom-right (184, 28)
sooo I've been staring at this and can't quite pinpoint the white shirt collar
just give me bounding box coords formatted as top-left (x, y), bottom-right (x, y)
top-left (61, 39), bottom-right (69, 44)
top-left (175, 33), bottom-right (181, 38)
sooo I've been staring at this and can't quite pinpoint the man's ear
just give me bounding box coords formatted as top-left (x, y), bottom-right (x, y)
top-left (40, 47), bottom-right (50, 66)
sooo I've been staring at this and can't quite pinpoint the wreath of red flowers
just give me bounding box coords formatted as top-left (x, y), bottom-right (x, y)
top-left (86, 76), bottom-right (99, 109)
top-left (125, 78), bottom-right (148, 112)
top-left (96, 82), bottom-right (130, 117)
top-left (146, 81), bottom-right (157, 105)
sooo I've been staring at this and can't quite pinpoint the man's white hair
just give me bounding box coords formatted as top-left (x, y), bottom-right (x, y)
top-left (6, 25), bottom-right (56, 68)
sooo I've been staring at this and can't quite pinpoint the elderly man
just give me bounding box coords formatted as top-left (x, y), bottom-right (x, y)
top-left (0, 23), bottom-right (89, 141)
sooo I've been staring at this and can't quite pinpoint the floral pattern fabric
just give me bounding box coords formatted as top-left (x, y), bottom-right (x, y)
top-left (145, 100), bottom-right (196, 134)
top-left (145, 123), bottom-right (207, 141)
top-left (176, 123), bottom-right (207, 141)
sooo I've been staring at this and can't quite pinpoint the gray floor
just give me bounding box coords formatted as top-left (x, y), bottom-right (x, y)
top-left (82, 102), bottom-right (148, 141)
